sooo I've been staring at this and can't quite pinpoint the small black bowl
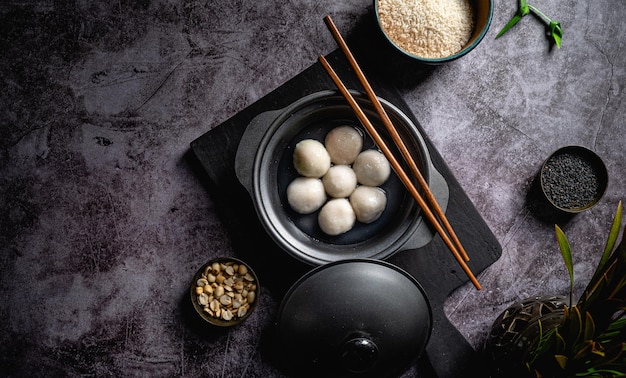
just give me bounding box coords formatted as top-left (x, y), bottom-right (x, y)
top-left (539, 146), bottom-right (608, 214)
top-left (190, 257), bottom-right (260, 327)
top-left (527, 146), bottom-right (608, 222)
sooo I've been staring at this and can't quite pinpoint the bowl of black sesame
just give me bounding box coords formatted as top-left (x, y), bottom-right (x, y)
top-left (538, 146), bottom-right (608, 215)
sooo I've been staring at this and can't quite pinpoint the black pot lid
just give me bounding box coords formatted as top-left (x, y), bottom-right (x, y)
top-left (275, 259), bottom-right (432, 378)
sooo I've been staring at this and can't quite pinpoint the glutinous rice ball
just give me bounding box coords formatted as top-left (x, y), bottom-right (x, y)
top-left (324, 126), bottom-right (363, 165)
top-left (292, 139), bottom-right (331, 178)
top-left (286, 177), bottom-right (327, 214)
top-left (349, 185), bottom-right (387, 223)
top-left (322, 165), bottom-right (357, 198)
top-left (318, 198), bottom-right (356, 235)
top-left (352, 149), bottom-right (391, 186)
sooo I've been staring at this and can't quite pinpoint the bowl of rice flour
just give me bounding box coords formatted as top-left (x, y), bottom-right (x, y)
top-left (374, 0), bottom-right (493, 63)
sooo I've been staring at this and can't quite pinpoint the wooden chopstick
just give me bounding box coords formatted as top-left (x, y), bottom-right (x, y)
top-left (318, 56), bottom-right (481, 290)
top-left (320, 17), bottom-right (481, 290)
top-left (323, 15), bottom-right (470, 264)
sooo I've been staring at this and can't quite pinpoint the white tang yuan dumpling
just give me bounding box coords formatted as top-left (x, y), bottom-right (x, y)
top-left (293, 139), bottom-right (331, 178)
top-left (350, 186), bottom-right (387, 223)
top-left (352, 149), bottom-right (391, 186)
top-left (322, 165), bottom-right (357, 198)
top-left (318, 198), bottom-right (356, 236)
top-left (324, 126), bottom-right (363, 165)
top-left (286, 177), bottom-right (327, 214)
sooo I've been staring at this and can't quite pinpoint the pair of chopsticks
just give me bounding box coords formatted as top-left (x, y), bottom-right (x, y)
top-left (320, 15), bottom-right (481, 290)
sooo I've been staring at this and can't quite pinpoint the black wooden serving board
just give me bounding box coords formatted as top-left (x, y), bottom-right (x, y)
top-left (189, 48), bottom-right (502, 377)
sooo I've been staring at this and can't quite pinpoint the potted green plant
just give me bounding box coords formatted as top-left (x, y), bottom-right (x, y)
top-left (484, 201), bottom-right (626, 377)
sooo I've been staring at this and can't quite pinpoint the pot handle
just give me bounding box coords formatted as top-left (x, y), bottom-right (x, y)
top-left (339, 335), bottom-right (379, 374)
top-left (234, 108), bottom-right (283, 195)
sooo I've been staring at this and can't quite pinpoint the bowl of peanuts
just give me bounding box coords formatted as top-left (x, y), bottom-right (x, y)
top-left (190, 257), bottom-right (259, 327)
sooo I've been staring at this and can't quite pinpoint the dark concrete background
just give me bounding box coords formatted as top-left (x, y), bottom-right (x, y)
top-left (1, 1), bottom-right (624, 377)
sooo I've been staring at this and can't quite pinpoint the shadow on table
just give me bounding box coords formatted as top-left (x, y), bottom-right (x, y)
top-left (344, 8), bottom-right (438, 91)
top-left (525, 174), bottom-right (576, 226)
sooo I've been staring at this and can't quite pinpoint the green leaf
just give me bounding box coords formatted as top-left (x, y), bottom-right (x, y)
top-left (583, 311), bottom-right (596, 342)
top-left (591, 342), bottom-right (605, 358)
top-left (581, 275), bottom-right (607, 310)
top-left (600, 317), bottom-right (626, 340)
top-left (573, 340), bottom-right (595, 360)
top-left (599, 339), bottom-right (625, 364)
top-left (496, 14), bottom-right (523, 38)
top-left (577, 369), bottom-right (626, 377)
top-left (568, 306), bottom-right (583, 345)
top-left (554, 354), bottom-right (568, 369)
top-left (599, 201), bottom-right (623, 271)
top-left (550, 21), bottom-right (563, 48)
top-left (495, 5), bottom-right (530, 39)
top-left (556, 225), bottom-right (575, 306)
top-left (555, 328), bottom-right (566, 351)
top-left (582, 201), bottom-right (624, 309)
top-left (609, 266), bottom-right (626, 298)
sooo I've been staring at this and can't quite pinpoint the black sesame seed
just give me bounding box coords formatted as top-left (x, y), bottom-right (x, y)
top-left (541, 152), bottom-right (601, 209)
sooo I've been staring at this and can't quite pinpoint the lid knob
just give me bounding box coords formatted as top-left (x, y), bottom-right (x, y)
top-left (340, 336), bottom-right (379, 373)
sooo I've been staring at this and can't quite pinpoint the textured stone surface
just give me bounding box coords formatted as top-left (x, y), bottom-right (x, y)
top-left (1, 1), bottom-right (625, 377)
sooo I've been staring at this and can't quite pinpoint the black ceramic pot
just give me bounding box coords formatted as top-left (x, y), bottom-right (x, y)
top-left (274, 259), bottom-right (432, 378)
top-left (235, 90), bottom-right (449, 266)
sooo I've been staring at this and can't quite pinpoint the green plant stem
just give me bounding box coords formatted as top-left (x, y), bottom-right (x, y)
top-left (528, 4), bottom-right (550, 23)
top-left (520, 0), bottom-right (527, 10)
top-left (496, 1), bottom-right (563, 48)
top-left (528, 4), bottom-right (563, 48)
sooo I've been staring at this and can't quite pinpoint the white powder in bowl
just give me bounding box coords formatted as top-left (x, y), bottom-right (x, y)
top-left (377, 0), bottom-right (475, 59)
